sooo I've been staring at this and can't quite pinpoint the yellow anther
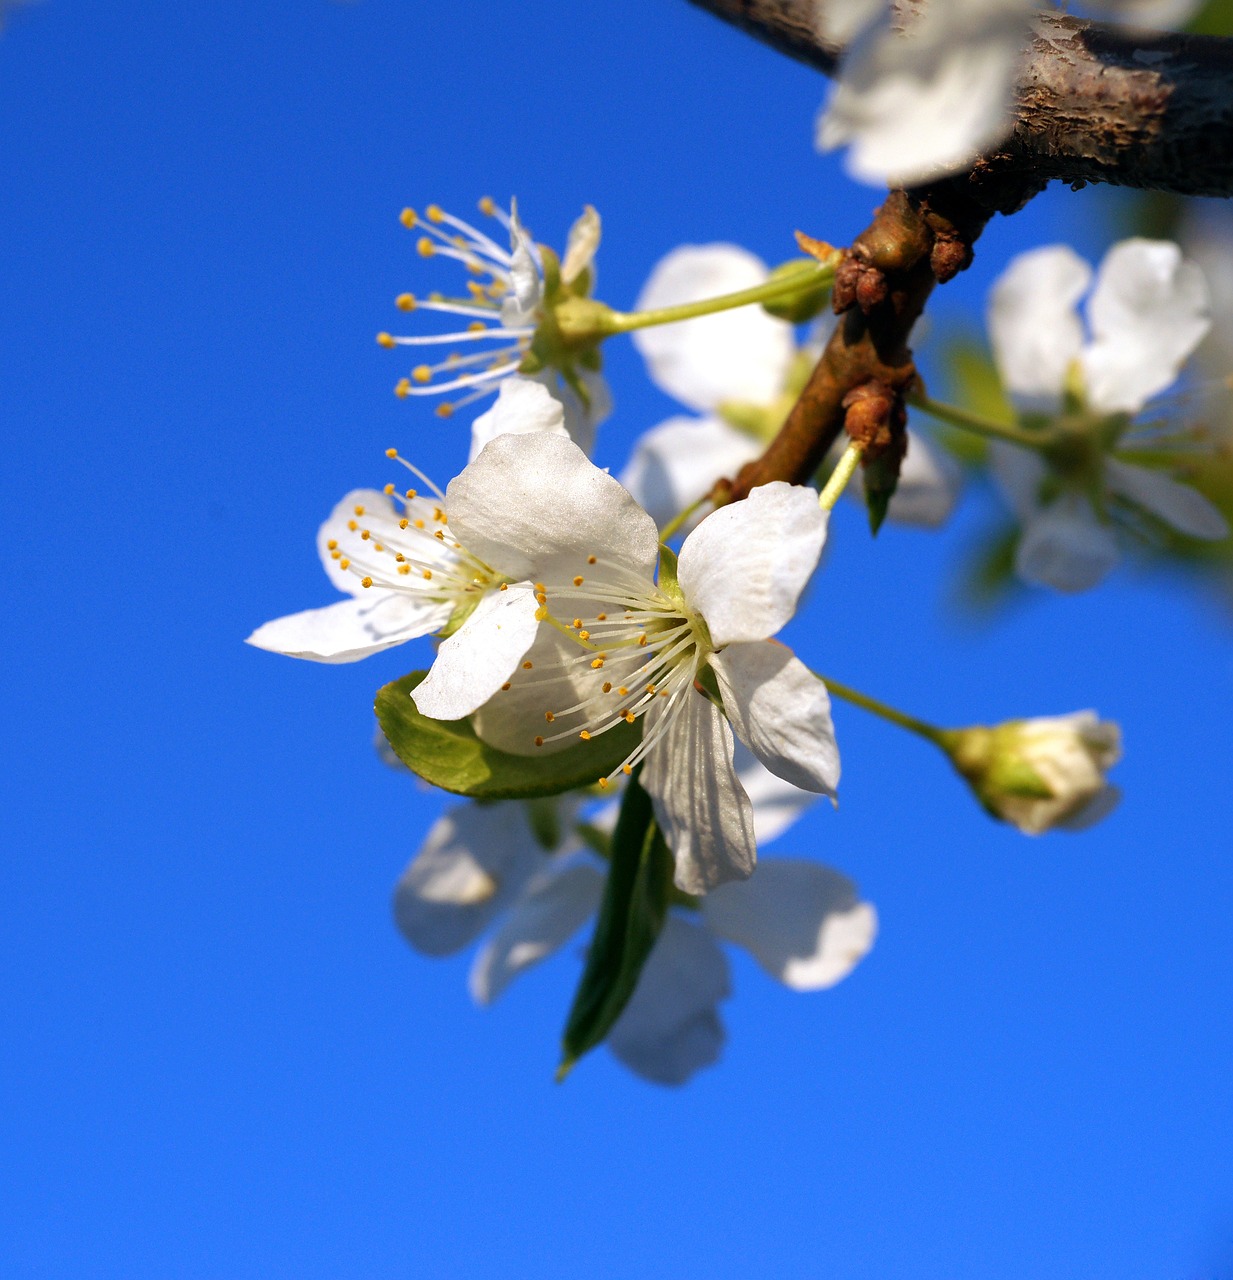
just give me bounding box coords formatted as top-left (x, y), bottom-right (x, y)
top-left (545, 712), bottom-right (555, 723)
top-left (602, 682), bottom-right (612, 693)
top-left (466, 281), bottom-right (487, 301)
top-left (573, 576), bottom-right (584, 587)
top-left (467, 321), bottom-right (487, 333)
top-left (397, 564), bottom-right (411, 575)
top-left (326, 539), bottom-right (338, 551)
top-left (339, 558), bottom-right (350, 570)
top-left (385, 447), bottom-right (398, 459)
top-left (384, 483), bottom-right (395, 496)
top-left (596, 613), bottom-right (607, 621)
top-left (373, 543), bottom-right (384, 552)
top-left (436, 403), bottom-right (454, 419)
top-left (347, 520), bottom-right (358, 531)
top-left (534, 735), bottom-right (544, 747)
top-left (534, 607), bottom-right (548, 622)
top-left (591, 657), bottom-right (605, 669)
top-left (426, 204), bottom-right (444, 222)
top-left (659, 689), bottom-right (669, 697)
top-left (587, 555), bottom-right (597, 565)
top-left (646, 684), bottom-right (657, 694)
top-left (478, 196), bottom-right (496, 216)
top-left (501, 682), bottom-right (512, 691)
top-left (417, 237), bottom-right (435, 258)
top-left (622, 710), bottom-right (636, 724)
top-left (331, 551), bottom-right (341, 560)
top-left (354, 505), bottom-right (365, 516)
top-left (376, 332), bottom-right (397, 349)
top-left (618, 687), bottom-right (629, 697)
top-left (534, 583), bottom-right (546, 593)
top-left (580, 730), bottom-right (591, 741)
top-left (395, 293), bottom-right (416, 312)
top-left (398, 519), bottom-right (409, 530)
top-left (395, 379), bottom-right (411, 398)
top-left (361, 576), bottom-right (373, 588)
top-left (422, 569), bottom-right (433, 580)
top-left (414, 519), bottom-right (425, 529)
top-left (622, 765), bottom-right (632, 776)
top-left (535, 592), bottom-right (547, 605)
top-left (406, 488), bottom-right (417, 499)
top-left (598, 778), bottom-right (609, 789)
top-left (360, 530), bottom-right (371, 541)
top-left (451, 234), bottom-right (467, 249)
top-left (499, 583), bottom-right (509, 591)
top-left (400, 207), bottom-right (417, 229)
top-left (522, 661), bottom-right (534, 670)
top-left (572, 618), bottom-right (583, 630)
top-left (434, 529), bottom-right (445, 541)
top-left (578, 630), bottom-right (591, 641)
top-left (412, 366), bottom-right (432, 384)
top-left (394, 553), bottom-right (405, 562)
top-left (638, 634), bottom-right (648, 647)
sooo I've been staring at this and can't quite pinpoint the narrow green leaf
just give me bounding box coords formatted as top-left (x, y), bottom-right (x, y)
top-left (558, 768), bottom-right (674, 1078)
top-left (375, 671), bottom-right (641, 801)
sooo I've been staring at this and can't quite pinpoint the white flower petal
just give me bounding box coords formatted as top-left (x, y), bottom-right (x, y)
top-left (446, 433), bottom-right (660, 582)
top-left (468, 860), bottom-right (605, 1004)
top-left (818, 0), bottom-right (1029, 187)
top-left (702, 860), bottom-right (877, 990)
top-left (678, 482), bottom-right (827, 646)
top-left (317, 489), bottom-right (402, 597)
top-left (411, 585), bottom-right (541, 721)
top-left (1015, 493), bottom-right (1121, 593)
top-left (989, 441), bottom-right (1048, 523)
top-left (887, 430), bottom-right (962, 527)
top-left (643, 689), bottom-right (757, 895)
top-left (1055, 784), bottom-right (1122, 832)
top-left (618, 415), bottom-right (762, 530)
top-left (632, 244), bottom-right (795, 411)
top-left (1083, 238), bottom-right (1210, 414)
top-left (733, 742), bottom-right (819, 847)
top-left (987, 246), bottom-right (1091, 411)
top-left (543, 368), bottom-right (612, 457)
top-left (607, 915), bottom-right (731, 1086)
top-left (500, 204), bottom-right (542, 329)
top-left (392, 802), bottom-right (543, 956)
top-left (245, 592), bottom-right (451, 663)
top-left (468, 376), bottom-right (568, 464)
top-left (561, 205), bottom-right (601, 285)
top-left (1105, 457), bottom-right (1229, 541)
top-left (711, 642), bottom-right (840, 797)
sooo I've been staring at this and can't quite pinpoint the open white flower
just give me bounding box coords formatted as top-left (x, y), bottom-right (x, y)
top-left (377, 198), bottom-right (610, 446)
top-left (943, 711), bottom-right (1122, 834)
top-left (245, 380), bottom-right (567, 664)
top-left (816, 1), bottom-right (1203, 187)
top-left (987, 239), bottom-right (1227, 592)
top-left (392, 753), bottom-right (876, 1086)
top-left (624, 243), bottom-right (958, 531)
top-left (411, 431), bottom-right (840, 895)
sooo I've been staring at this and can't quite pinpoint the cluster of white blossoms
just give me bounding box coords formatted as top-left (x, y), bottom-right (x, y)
top-left (246, 192), bottom-right (1231, 1081)
top-left (818, 0), bottom-right (1205, 186)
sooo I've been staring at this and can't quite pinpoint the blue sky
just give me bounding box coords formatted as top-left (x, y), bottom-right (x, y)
top-left (2, 2), bottom-right (1232, 1277)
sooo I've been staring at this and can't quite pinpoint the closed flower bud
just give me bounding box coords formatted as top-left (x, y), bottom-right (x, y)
top-left (941, 712), bottom-right (1122, 835)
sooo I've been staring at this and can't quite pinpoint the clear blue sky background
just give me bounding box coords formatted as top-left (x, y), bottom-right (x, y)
top-left (3, 2), bottom-right (1232, 1277)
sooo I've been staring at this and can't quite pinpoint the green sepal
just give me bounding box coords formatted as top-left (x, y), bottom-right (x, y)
top-left (986, 755), bottom-right (1055, 801)
top-left (862, 451), bottom-right (900, 536)
top-left (375, 671), bottom-right (642, 800)
top-left (524, 796), bottom-right (563, 850)
top-left (438, 593), bottom-right (482, 640)
top-left (558, 767), bottom-right (674, 1080)
top-left (657, 543), bottom-right (681, 601)
top-left (761, 259), bottom-right (833, 323)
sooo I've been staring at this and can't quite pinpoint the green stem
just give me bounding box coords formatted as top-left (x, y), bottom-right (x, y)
top-left (818, 441), bottom-right (863, 511)
top-left (603, 263), bottom-right (833, 335)
top-left (907, 391), bottom-right (1047, 451)
top-left (659, 496), bottom-right (709, 541)
top-left (816, 673), bottom-right (944, 745)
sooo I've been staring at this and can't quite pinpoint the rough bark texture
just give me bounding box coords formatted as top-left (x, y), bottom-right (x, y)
top-left (688, 1), bottom-right (1233, 197)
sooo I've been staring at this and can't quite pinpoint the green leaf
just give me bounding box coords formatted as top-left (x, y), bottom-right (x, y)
top-left (862, 451), bottom-right (900, 535)
top-left (375, 671), bottom-right (641, 801)
top-left (761, 259), bottom-right (833, 323)
top-left (558, 768), bottom-right (674, 1079)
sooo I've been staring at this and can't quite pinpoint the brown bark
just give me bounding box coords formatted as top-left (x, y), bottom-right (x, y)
top-left (687, 2), bottom-right (1233, 198)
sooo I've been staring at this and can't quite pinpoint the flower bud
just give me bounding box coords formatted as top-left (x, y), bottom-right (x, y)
top-left (941, 712), bottom-right (1122, 835)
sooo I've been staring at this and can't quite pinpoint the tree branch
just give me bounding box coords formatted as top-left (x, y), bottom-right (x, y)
top-left (687, 2), bottom-right (1233, 198)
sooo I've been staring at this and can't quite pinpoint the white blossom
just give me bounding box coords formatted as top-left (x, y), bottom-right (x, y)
top-left (392, 754), bottom-right (876, 1086)
top-left (378, 199), bottom-right (610, 445)
top-left (944, 712), bottom-right (1122, 835)
top-left (987, 239), bottom-right (1227, 592)
top-left (245, 380), bottom-right (566, 664)
top-left (624, 243), bottom-right (958, 530)
top-left (410, 431), bottom-right (840, 895)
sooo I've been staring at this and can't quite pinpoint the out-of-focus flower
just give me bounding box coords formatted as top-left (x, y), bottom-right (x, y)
top-left (940, 712), bottom-right (1122, 834)
top-left (410, 432), bottom-right (840, 895)
top-left (986, 239), bottom-right (1227, 592)
top-left (392, 754), bottom-right (876, 1086)
top-left (624, 243), bottom-right (958, 530)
